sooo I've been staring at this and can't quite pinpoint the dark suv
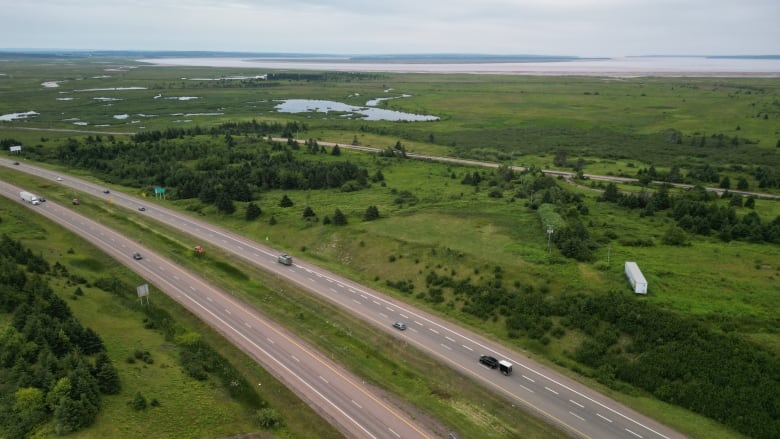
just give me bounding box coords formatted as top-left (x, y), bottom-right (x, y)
top-left (479, 355), bottom-right (499, 369)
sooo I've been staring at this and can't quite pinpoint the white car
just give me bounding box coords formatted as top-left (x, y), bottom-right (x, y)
top-left (56, 177), bottom-right (63, 181)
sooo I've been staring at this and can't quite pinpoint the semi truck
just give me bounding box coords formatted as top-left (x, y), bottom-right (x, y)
top-left (20, 191), bottom-right (40, 205)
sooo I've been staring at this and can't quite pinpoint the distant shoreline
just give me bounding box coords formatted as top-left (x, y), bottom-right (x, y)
top-left (138, 56), bottom-right (780, 78)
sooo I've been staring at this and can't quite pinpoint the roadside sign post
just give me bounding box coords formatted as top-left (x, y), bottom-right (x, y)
top-left (137, 284), bottom-right (150, 305)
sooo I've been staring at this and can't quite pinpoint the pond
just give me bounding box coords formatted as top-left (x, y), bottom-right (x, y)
top-left (274, 98), bottom-right (438, 121)
top-left (0, 111), bottom-right (39, 122)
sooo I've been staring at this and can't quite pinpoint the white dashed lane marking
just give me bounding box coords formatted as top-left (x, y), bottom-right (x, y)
top-left (596, 413), bottom-right (613, 423)
top-left (625, 428), bottom-right (643, 438)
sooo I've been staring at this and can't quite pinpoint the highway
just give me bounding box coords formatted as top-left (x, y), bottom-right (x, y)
top-left (3, 159), bottom-right (685, 439)
top-left (0, 177), bottom-right (436, 439)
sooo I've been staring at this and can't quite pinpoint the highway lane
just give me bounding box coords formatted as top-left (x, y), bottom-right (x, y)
top-left (3, 159), bottom-right (686, 439)
top-left (0, 179), bottom-right (435, 439)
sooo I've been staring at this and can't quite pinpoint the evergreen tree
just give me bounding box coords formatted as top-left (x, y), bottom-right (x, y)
top-left (53, 395), bottom-right (83, 434)
top-left (599, 183), bottom-right (620, 202)
top-left (245, 202), bottom-right (262, 221)
top-left (302, 206), bottom-right (316, 219)
top-left (363, 205), bottom-right (379, 221)
top-left (279, 194), bottom-right (294, 207)
top-left (333, 209), bottom-right (347, 226)
top-left (215, 192), bottom-right (235, 214)
top-left (80, 327), bottom-right (104, 355)
top-left (94, 352), bottom-right (121, 395)
top-left (198, 184), bottom-right (217, 204)
top-left (331, 144), bottom-right (341, 156)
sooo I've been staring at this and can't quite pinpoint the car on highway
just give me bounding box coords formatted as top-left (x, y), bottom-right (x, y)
top-left (56, 177), bottom-right (63, 181)
top-left (38, 197), bottom-right (46, 202)
top-left (12, 161), bottom-right (19, 165)
top-left (393, 321), bottom-right (407, 330)
top-left (479, 355), bottom-right (499, 369)
top-left (138, 206), bottom-right (146, 211)
top-left (103, 189), bottom-right (110, 194)
top-left (277, 254), bottom-right (293, 265)
top-left (133, 252), bottom-right (143, 260)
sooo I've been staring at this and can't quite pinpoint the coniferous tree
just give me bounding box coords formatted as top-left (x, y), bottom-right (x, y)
top-left (363, 205), bottom-right (379, 221)
top-left (245, 202), bottom-right (262, 221)
top-left (599, 182), bottom-right (620, 202)
top-left (279, 195), bottom-right (294, 208)
top-left (94, 352), bottom-right (121, 395)
top-left (333, 209), bottom-right (347, 226)
top-left (215, 192), bottom-right (235, 214)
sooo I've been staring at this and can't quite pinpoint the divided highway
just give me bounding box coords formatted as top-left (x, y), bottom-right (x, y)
top-left (4, 159), bottom-right (685, 438)
top-left (0, 177), bottom-right (435, 439)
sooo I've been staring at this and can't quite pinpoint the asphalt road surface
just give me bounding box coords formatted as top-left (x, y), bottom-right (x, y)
top-left (4, 159), bottom-right (687, 439)
top-left (0, 178), bottom-right (436, 439)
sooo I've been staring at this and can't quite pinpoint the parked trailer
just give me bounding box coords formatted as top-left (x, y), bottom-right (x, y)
top-left (625, 261), bottom-right (648, 294)
top-left (20, 191), bottom-right (40, 205)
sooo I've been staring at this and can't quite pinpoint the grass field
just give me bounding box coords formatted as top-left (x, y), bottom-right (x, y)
top-left (2, 54), bottom-right (778, 438)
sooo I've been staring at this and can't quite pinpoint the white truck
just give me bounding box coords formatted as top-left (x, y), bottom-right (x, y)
top-left (20, 191), bottom-right (40, 205)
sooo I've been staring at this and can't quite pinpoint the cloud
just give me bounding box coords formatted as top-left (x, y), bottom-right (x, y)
top-left (1, 0), bottom-right (778, 56)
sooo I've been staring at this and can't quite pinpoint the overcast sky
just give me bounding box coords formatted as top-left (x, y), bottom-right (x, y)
top-left (1, 0), bottom-right (778, 57)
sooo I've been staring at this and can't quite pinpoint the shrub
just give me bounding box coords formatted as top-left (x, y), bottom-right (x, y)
top-left (256, 408), bottom-right (283, 429)
top-left (130, 392), bottom-right (147, 411)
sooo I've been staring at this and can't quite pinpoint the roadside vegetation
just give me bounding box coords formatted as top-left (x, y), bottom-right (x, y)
top-left (2, 54), bottom-right (779, 438)
top-left (0, 198), bottom-right (341, 438)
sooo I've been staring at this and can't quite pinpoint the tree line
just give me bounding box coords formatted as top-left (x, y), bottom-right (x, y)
top-left (0, 235), bottom-right (120, 438)
top-left (130, 120), bottom-right (306, 142)
top-left (26, 134), bottom-right (375, 214)
top-left (599, 183), bottom-right (780, 243)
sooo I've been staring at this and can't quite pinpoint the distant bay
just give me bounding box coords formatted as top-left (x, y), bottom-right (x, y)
top-left (140, 55), bottom-right (780, 77)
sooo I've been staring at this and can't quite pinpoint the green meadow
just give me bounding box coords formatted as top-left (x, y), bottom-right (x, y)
top-left (2, 54), bottom-right (779, 438)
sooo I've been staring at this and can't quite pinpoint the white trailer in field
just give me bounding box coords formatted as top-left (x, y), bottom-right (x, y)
top-left (20, 191), bottom-right (40, 205)
top-left (625, 261), bottom-right (648, 294)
